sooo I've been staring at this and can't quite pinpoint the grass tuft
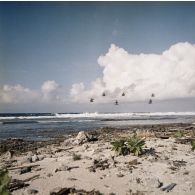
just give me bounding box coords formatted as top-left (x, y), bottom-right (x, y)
top-left (72, 153), bottom-right (81, 161)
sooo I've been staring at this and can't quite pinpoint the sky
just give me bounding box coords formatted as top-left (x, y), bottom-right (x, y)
top-left (0, 1), bottom-right (195, 113)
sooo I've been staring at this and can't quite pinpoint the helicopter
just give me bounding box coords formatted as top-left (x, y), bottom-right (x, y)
top-left (102, 92), bottom-right (106, 96)
top-left (90, 98), bottom-right (94, 103)
top-left (115, 100), bottom-right (119, 105)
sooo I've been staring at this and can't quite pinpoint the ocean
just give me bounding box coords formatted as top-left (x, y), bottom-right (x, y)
top-left (0, 112), bottom-right (195, 141)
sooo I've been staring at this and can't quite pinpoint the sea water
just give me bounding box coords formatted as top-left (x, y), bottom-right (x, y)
top-left (0, 112), bottom-right (195, 140)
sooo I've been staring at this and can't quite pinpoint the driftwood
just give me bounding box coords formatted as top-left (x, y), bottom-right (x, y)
top-left (23, 174), bottom-right (40, 182)
top-left (175, 138), bottom-right (195, 144)
top-left (9, 179), bottom-right (29, 192)
top-left (8, 164), bottom-right (40, 170)
top-left (9, 174), bottom-right (40, 192)
top-left (54, 147), bottom-right (73, 153)
top-left (55, 165), bottom-right (79, 172)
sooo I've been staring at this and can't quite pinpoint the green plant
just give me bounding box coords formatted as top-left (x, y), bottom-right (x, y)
top-left (175, 131), bottom-right (184, 138)
top-left (111, 135), bottom-right (145, 156)
top-left (0, 169), bottom-right (10, 195)
top-left (191, 141), bottom-right (195, 151)
top-left (127, 135), bottom-right (145, 156)
top-left (111, 139), bottom-right (129, 155)
top-left (72, 153), bottom-right (81, 161)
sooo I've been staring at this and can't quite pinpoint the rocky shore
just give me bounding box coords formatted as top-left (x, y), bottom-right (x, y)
top-left (1, 123), bottom-right (195, 195)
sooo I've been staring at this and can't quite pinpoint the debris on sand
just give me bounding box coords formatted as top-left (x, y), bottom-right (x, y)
top-left (161, 183), bottom-right (177, 192)
top-left (50, 187), bottom-right (103, 195)
top-left (88, 159), bottom-right (110, 172)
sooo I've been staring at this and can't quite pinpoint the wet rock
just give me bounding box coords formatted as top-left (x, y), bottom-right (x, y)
top-left (27, 189), bottom-right (39, 194)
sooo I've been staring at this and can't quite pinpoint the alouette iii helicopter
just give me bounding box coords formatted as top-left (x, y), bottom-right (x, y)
top-left (90, 98), bottom-right (94, 103)
top-left (115, 100), bottom-right (119, 105)
top-left (122, 92), bottom-right (125, 96)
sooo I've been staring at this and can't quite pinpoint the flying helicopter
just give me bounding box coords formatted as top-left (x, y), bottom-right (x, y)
top-left (148, 99), bottom-right (152, 104)
top-left (102, 92), bottom-right (106, 96)
top-left (115, 100), bottom-right (119, 105)
top-left (90, 98), bottom-right (94, 103)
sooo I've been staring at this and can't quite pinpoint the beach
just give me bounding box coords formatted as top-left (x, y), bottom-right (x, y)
top-left (1, 123), bottom-right (195, 195)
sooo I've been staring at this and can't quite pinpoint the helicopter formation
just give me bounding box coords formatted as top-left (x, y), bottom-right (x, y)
top-left (90, 92), bottom-right (155, 105)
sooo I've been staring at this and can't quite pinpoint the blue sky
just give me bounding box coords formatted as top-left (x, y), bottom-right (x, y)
top-left (0, 2), bottom-right (195, 113)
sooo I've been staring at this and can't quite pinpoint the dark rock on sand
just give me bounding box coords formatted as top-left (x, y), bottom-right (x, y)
top-left (27, 189), bottom-right (39, 194)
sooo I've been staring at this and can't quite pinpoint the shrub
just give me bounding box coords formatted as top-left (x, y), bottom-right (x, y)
top-left (111, 135), bottom-right (145, 156)
top-left (72, 153), bottom-right (81, 161)
top-left (0, 169), bottom-right (10, 195)
top-left (175, 131), bottom-right (184, 138)
top-left (191, 141), bottom-right (195, 151)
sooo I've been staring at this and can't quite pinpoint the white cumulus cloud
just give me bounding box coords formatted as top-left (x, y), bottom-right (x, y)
top-left (0, 84), bottom-right (38, 104)
top-left (70, 42), bottom-right (195, 103)
top-left (41, 80), bottom-right (62, 101)
top-left (0, 80), bottom-right (65, 104)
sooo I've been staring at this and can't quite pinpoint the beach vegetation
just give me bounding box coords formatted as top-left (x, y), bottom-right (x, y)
top-left (174, 130), bottom-right (185, 138)
top-left (72, 153), bottom-right (81, 161)
top-left (191, 141), bottom-right (195, 151)
top-left (111, 135), bottom-right (145, 156)
top-left (0, 169), bottom-right (10, 195)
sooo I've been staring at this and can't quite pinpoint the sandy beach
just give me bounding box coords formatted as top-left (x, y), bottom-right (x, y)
top-left (1, 123), bottom-right (195, 195)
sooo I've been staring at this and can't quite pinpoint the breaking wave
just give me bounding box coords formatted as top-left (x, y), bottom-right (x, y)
top-left (0, 112), bottom-right (195, 120)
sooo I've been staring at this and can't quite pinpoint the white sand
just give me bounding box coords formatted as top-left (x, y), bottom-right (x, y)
top-left (7, 136), bottom-right (195, 195)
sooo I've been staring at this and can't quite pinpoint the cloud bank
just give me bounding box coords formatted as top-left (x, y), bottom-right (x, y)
top-left (71, 42), bottom-right (195, 103)
top-left (0, 80), bottom-right (64, 104)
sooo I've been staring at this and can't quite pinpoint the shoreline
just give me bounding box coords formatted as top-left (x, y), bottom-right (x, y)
top-left (1, 123), bottom-right (195, 194)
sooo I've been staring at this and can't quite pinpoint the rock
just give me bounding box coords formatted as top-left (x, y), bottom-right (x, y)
top-left (67, 177), bottom-right (77, 181)
top-left (38, 155), bottom-right (44, 161)
top-left (116, 173), bottom-right (124, 177)
top-left (50, 187), bottom-right (63, 195)
top-left (27, 189), bottom-right (38, 194)
top-left (20, 166), bottom-right (31, 174)
top-left (32, 154), bottom-right (39, 162)
top-left (47, 173), bottom-right (53, 177)
top-left (145, 178), bottom-right (163, 188)
top-left (18, 156), bottom-right (32, 165)
top-left (55, 164), bottom-right (79, 172)
top-left (74, 131), bottom-right (89, 145)
top-left (62, 138), bottom-right (74, 147)
top-left (0, 151), bottom-right (13, 161)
